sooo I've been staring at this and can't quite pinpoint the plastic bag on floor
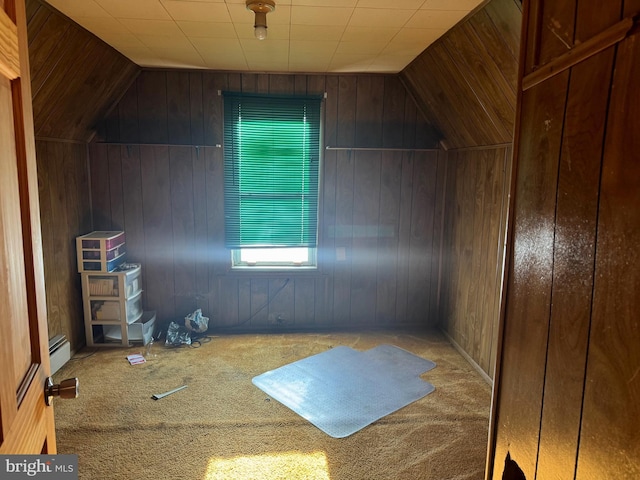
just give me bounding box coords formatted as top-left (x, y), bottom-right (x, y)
top-left (185, 308), bottom-right (209, 333)
top-left (165, 321), bottom-right (191, 346)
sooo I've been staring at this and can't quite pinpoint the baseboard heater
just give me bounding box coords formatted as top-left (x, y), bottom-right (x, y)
top-left (49, 334), bottom-right (71, 375)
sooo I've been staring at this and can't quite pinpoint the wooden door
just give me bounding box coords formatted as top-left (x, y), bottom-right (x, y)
top-left (0, 0), bottom-right (56, 454)
top-left (487, 1), bottom-right (640, 479)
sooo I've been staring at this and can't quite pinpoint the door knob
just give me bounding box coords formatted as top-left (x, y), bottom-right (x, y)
top-left (45, 377), bottom-right (79, 406)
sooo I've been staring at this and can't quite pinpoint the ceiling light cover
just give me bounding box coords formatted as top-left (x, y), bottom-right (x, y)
top-left (246, 0), bottom-right (276, 41)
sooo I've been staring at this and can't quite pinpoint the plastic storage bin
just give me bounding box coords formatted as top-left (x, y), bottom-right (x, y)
top-left (90, 290), bottom-right (142, 323)
top-left (81, 263), bottom-right (149, 347)
top-left (76, 231), bottom-right (126, 272)
top-left (103, 311), bottom-right (156, 345)
top-left (87, 267), bottom-right (141, 298)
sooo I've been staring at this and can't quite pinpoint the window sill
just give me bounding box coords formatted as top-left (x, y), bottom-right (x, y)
top-left (217, 266), bottom-right (323, 278)
top-left (231, 265), bottom-right (317, 271)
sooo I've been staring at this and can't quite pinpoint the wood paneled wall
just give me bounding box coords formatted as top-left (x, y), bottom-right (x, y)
top-left (26, 0), bottom-right (139, 142)
top-left (25, 0), bottom-right (138, 349)
top-left (36, 140), bottom-right (91, 349)
top-left (399, 0), bottom-right (521, 379)
top-left (95, 71), bottom-right (439, 149)
top-left (90, 71), bottom-right (443, 333)
top-left (401, 0), bottom-right (521, 149)
top-left (438, 147), bottom-right (512, 379)
top-left (488, 0), bottom-right (640, 478)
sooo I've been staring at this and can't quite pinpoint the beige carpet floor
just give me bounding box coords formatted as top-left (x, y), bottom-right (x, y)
top-left (52, 328), bottom-right (491, 480)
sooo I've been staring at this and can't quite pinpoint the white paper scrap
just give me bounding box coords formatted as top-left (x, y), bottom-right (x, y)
top-left (127, 354), bottom-right (146, 365)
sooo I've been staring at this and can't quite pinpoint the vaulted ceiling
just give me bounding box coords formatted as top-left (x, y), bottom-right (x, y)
top-left (27, 0), bottom-right (139, 141)
top-left (27, 0), bottom-right (521, 148)
top-left (43, 0), bottom-right (486, 73)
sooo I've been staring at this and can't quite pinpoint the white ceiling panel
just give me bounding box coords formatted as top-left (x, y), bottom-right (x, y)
top-left (44, 0), bottom-right (486, 73)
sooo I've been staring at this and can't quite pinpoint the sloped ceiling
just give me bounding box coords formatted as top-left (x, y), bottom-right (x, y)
top-left (27, 0), bottom-right (522, 148)
top-left (401, 0), bottom-right (521, 149)
top-left (43, 0), bottom-right (487, 74)
top-left (26, 0), bottom-right (140, 142)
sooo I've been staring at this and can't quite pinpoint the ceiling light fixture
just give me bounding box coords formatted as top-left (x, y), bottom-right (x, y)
top-left (246, 0), bottom-right (275, 41)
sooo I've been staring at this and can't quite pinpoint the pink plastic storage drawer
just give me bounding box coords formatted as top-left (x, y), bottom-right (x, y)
top-left (76, 231), bottom-right (126, 273)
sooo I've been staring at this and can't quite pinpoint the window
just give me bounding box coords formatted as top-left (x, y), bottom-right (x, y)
top-left (223, 93), bottom-right (322, 268)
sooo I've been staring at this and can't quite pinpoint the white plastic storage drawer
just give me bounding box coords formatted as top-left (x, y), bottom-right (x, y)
top-left (103, 311), bottom-right (156, 345)
top-left (90, 291), bottom-right (142, 323)
top-left (87, 267), bottom-right (141, 298)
